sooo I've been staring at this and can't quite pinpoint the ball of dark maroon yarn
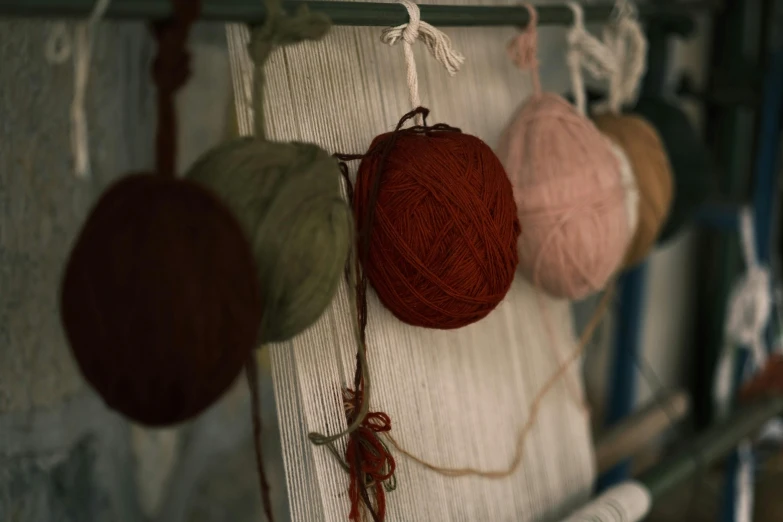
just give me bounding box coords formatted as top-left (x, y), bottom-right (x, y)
top-left (60, 174), bottom-right (262, 427)
top-left (353, 130), bottom-right (520, 329)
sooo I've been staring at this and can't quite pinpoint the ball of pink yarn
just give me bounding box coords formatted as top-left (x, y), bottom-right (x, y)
top-left (499, 93), bottom-right (630, 300)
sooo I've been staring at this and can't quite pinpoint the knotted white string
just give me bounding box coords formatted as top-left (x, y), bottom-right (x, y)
top-left (726, 207), bottom-right (772, 370)
top-left (714, 206), bottom-right (772, 522)
top-left (566, 1), bottom-right (617, 116)
top-left (381, 0), bottom-right (465, 124)
top-left (595, 0), bottom-right (647, 113)
top-left (44, 0), bottom-right (112, 179)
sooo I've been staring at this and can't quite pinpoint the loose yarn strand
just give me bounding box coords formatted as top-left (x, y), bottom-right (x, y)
top-left (44, 0), bottom-right (112, 179)
top-left (381, 0), bottom-right (465, 123)
top-left (507, 3), bottom-right (542, 96)
top-left (565, 1), bottom-right (616, 116)
top-left (246, 352), bottom-right (275, 522)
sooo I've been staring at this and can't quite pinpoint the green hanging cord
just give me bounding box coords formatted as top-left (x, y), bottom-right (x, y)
top-left (247, 0), bottom-right (331, 139)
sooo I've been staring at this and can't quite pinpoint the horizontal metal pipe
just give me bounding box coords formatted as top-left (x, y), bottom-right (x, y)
top-left (639, 395), bottom-right (783, 501)
top-left (0, 0), bottom-right (716, 26)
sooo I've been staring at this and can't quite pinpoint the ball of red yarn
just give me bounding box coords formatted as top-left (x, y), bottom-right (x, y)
top-left (352, 122), bottom-right (520, 329)
top-left (499, 93), bottom-right (630, 300)
top-left (60, 174), bottom-right (262, 427)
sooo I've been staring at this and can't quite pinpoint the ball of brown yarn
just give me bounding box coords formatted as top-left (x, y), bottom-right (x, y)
top-left (60, 174), bottom-right (262, 427)
top-left (593, 113), bottom-right (674, 267)
top-left (353, 121), bottom-right (520, 329)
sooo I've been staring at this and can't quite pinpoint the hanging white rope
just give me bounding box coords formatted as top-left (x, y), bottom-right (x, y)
top-left (381, 0), bottom-right (465, 122)
top-left (726, 206), bottom-right (772, 370)
top-left (713, 206), bottom-right (772, 522)
top-left (565, 1), bottom-right (617, 116)
top-left (595, 0), bottom-right (647, 113)
top-left (44, 0), bottom-right (112, 179)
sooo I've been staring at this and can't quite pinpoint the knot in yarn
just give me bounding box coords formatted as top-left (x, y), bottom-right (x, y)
top-left (593, 113), bottom-right (673, 267)
top-left (151, 34), bottom-right (191, 93)
top-left (247, 4), bottom-right (331, 67)
top-left (150, 0), bottom-right (201, 93)
top-left (507, 25), bottom-right (538, 74)
top-left (187, 139), bottom-right (352, 343)
top-left (726, 207), bottom-right (772, 367)
top-left (380, 0), bottom-right (464, 77)
top-left (499, 94), bottom-right (630, 299)
top-left (727, 266), bottom-right (772, 351)
top-left (353, 108), bottom-right (520, 329)
top-left (343, 388), bottom-right (396, 522)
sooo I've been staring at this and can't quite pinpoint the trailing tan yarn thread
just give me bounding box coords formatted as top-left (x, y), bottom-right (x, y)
top-left (386, 283), bottom-right (616, 479)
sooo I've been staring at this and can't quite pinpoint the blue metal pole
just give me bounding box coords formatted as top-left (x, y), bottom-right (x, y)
top-left (597, 261), bottom-right (648, 491)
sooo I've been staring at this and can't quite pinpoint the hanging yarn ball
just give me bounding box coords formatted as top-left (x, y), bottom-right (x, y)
top-left (499, 3), bottom-right (631, 300)
top-left (352, 110), bottom-right (520, 329)
top-left (500, 93), bottom-right (629, 300)
top-left (594, 112), bottom-right (674, 266)
top-left (187, 139), bottom-right (351, 343)
top-left (60, 0), bottom-right (262, 427)
top-left (633, 96), bottom-right (712, 244)
top-left (61, 174), bottom-right (262, 426)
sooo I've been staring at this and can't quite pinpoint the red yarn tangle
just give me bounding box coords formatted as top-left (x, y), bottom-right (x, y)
top-left (335, 156), bottom-right (398, 522)
top-left (740, 354), bottom-right (783, 403)
top-left (343, 388), bottom-right (397, 522)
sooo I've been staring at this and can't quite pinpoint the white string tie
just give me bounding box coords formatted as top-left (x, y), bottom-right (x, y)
top-left (381, 0), bottom-right (465, 121)
top-left (566, 1), bottom-right (617, 116)
top-left (726, 206), bottom-right (772, 371)
top-left (44, 0), bottom-right (112, 179)
top-left (595, 0), bottom-right (647, 113)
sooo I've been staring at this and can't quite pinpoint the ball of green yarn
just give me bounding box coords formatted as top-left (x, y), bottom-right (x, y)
top-left (187, 138), bottom-right (352, 343)
top-left (633, 96), bottom-right (712, 244)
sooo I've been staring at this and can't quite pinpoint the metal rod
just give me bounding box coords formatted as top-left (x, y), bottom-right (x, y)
top-left (597, 262), bottom-right (648, 491)
top-left (0, 0), bottom-right (716, 25)
top-left (595, 390), bottom-right (690, 475)
top-left (638, 395), bottom-right (783, 501)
